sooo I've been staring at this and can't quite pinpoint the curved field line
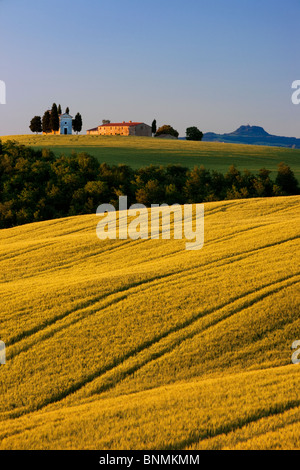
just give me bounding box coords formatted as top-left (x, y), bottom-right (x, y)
top-left (66, 277), bottom-right (300, 401)
top-left (0, 241), bottom-right (57, 263)
top-left (6, 234), bottom-right (299, 353)
top-left (6, 230), bottom-right (299, 351)
top-left (6, 275), bottom-right (300, 418)
top-left (187, 403), bottom-right (300, 450)
top-left (173, 399), bottom-right (300, 450)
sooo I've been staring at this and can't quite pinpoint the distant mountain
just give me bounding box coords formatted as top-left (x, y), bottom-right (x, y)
top-left (202, 125), bottom-right (300, 148)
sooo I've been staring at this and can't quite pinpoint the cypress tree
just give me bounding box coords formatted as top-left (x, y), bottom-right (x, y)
top-left (42, 110), bottom-right (52, 134)
top-left (151, 119), bottom-right (157, 135)
top-left (72, 112), bottom-right (83, 134)
top-left (50, 103), bottom-right (59, 132)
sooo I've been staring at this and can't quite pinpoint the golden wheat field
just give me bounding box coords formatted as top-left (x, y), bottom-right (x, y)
top-left (0, 195), bottom-right (299, 450)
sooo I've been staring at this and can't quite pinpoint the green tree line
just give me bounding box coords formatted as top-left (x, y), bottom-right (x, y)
top-left (0, 140), bottom-right (299, 229)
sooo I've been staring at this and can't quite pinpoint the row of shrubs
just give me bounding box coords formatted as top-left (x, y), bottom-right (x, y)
top-left (0, 140), bottom-right (299, 228)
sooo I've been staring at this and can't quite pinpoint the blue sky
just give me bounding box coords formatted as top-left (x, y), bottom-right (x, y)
top-left (0, 0), bottom-right (299, 137)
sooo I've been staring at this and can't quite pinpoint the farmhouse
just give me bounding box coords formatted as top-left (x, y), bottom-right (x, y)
top-left (87, 121), bottom-right (152, 137)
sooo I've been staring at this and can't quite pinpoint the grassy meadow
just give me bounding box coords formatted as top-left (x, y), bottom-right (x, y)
top-left (0, 195), bottom-right (299, 449)
top-left (1, 134), bottom-right (300, 180)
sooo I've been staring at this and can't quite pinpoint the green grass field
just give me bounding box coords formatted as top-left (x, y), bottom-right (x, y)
top-left (0, 195), bottom-right (299, 449)
top-left (2, 135), bottom-right (300, 181)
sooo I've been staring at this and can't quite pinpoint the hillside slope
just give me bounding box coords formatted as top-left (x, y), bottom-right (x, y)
top-left (0, 196), bottom-right (299, 449)
top-left (1, 134), bottom-right (300, 181)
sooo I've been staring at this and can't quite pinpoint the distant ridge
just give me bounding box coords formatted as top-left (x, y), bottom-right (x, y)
top-left (227, 125), bottom-right (269, 137)
top-left (201, 125), bottom-right (300, 148)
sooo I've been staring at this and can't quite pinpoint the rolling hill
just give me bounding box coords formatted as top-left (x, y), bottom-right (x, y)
top-left (1, 134), bottom-right (300, 182)
top-left (0, 195), bottom-right (299, 449)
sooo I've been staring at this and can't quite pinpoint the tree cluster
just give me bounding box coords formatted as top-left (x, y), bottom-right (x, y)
top-left (29, 104), bottom-right (82, 134)
top-left (155, 125), bottom-right (179, 138)
top-left (186, 126), bottom-right (203, 141)
top-left (0, 140), bottom-right (299, 229)
top-left (151, 122), bottom-right (203, 141)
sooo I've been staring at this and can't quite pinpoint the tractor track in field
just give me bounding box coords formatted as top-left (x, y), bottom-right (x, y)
top-left (6, 232), bottom-right (299, 354)
top-left (5, 272), bottom-right (300, 419)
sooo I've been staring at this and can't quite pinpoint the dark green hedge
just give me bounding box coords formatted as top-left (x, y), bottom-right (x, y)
top-left (0, 140), bottom-right (298, 229)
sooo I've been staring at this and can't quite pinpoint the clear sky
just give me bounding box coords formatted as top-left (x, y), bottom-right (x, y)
top-left (0, 0), bottom-right (299, 137)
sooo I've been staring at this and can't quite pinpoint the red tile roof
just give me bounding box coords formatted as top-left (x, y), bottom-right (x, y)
top-left (99, 122), bottom-right (142, 127)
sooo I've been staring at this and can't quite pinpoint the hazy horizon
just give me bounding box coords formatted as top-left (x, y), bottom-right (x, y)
top-left (1, 0), bottom-right (300, 138)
